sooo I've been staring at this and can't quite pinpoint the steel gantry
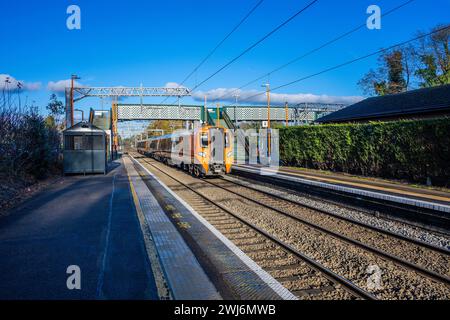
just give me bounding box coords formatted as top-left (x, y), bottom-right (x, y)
top-left (64, 86), bottom-right (192, 158)
top-left (65, 86), bottom-right (191, 128)
top-left (71, 86), bottom-right (190, 98)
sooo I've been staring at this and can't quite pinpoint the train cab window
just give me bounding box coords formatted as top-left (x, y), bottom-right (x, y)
top-left (172, 136), bottom-right (181, 148)
top-left (201, 133), bottom-right (208, 148)
top-left (224, 132), bottom-right (230, 148)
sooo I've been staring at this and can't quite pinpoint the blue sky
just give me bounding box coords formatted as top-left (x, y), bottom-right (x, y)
top-left (1, 0), bottom-right (449, 118)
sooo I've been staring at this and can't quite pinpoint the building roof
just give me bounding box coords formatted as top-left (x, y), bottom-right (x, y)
top-left (64, 121), bottom-right (105, 134)
top-left (316, 84), bottom-right (450, 123)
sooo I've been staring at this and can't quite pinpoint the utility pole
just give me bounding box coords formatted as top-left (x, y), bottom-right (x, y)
top-left (204, 95), bottom-right (207, 126)
top-left (262, 83), bottom-right (271, 156)
top-left (112, 97), bottom-right (119, 159)
top-left (216, 103), bottom-right (220, 126)
top-left (233, 93), bottom-right (239, 127)
top-left (285, 101), bottom-right (289, 126)
top-left (266, 83), bottom-right (271, 129)
top-left (70, 74), bottom-right (80, 127)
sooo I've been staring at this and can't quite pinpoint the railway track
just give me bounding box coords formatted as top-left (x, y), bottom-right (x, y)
top-left (218, 176), bottom-right (450, 254)
top-left (132, 154), bottom-right (450, 299)
top-left (202, 177), bottom-right (450, 281)
top-left (232, 168), bottom-right (450, 234)
top-left (133, 155), bottom-right (374, 300)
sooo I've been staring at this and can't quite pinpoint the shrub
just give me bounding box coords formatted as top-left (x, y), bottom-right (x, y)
top-left (0, 106), bottom-right (61, 181)
top-left (279, 118), bottom-right (450, 186)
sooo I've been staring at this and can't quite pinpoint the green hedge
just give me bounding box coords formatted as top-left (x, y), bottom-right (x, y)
top-left (279, 118), bottom-right (450, 186)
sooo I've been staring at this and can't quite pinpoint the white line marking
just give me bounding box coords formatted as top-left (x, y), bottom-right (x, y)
top-left (96, 172), bottom-right (117, 299)
top-left (130, 155), bottom-right (298, 300)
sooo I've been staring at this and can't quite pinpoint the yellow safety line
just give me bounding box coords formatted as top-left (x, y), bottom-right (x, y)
top-left (125, 158), bottom-right (172, 300)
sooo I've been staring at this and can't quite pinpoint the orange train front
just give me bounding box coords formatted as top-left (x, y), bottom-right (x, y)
top-left (137, 125), bottom-right (233, 178)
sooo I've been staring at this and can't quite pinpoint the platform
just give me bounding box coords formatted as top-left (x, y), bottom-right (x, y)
top-left (124, 156), bottom-right (221, 300)
top-left (0, 160), bottom-right (158, 299)
top-left (127, 155), bottom-right (297, 300)
top-left (233, 165), bottom-right (450, 213)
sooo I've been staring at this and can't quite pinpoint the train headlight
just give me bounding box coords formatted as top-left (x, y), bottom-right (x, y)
top-left (198, 152), bottom-right (206, 157)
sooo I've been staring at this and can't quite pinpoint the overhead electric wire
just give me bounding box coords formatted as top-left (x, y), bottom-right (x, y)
top-left (231, 25), bottom-right (450, 104)
top-left (214, 0), bottom-right (416, 102)
top-left (160, 0), bottom-right (265, 104)
top-left (180, 0), bottom-right (265, 87)
top-left (191, 0), bottom-right (319, 92)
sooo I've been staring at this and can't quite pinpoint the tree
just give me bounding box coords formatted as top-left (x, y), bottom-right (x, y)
top-left (385, 50), bottom-right (407, 93)
top-left (146, 120), bottom-right (183, 136)
top-left (46, 94), bottom-right (64, 129)
top-left (44, 115), bottom-right (56, 128)
top-left (358, 49), bottom-right (412, 96)
top-left (358, 24), bottom-right (449, 96)
top-left (415, 24), bottom-right (450, 87)
top-left (46, 94), bottom-right (64, 115)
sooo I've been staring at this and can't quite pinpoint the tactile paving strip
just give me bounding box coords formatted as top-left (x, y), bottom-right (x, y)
top-left (124, 158), bottom-right (221, 300)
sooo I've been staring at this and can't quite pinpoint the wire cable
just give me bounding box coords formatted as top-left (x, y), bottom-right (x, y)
top-left (214, 0), bottom-right (416, 102)
top-left (191, 0), bottom-right (319, 92)
top-left (160, 0), bottom-right (265, 104)
top-left (231, 25), bottom-right (450, 104)
top-left (181, 0), bottom-right (265, 87)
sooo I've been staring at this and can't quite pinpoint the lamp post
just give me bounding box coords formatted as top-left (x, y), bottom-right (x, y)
top-left (70, 74), bottom-right (80, 127)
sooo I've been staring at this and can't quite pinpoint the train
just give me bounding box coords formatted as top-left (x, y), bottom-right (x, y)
top-left (137, 125), bottom-right (233, 177)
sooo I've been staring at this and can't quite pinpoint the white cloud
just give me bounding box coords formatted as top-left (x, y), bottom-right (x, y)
top-left (164, 82), bottom-right (187, 89)
top-left (193, 87), bottom-right (363, 105)
top-left (47, 79), bottom-right (84, 93)
top-left (0, 74), bottom-right (41, 91)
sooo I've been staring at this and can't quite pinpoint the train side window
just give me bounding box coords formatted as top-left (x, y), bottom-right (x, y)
top-left (201, 133), bottom-right (208, 148)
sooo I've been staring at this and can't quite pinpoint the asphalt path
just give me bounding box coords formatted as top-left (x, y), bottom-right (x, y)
top-left (0, 160), bottom-right (158, 299)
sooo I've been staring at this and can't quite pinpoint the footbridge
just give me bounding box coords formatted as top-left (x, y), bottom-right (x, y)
top-left (116, 103), bottom-right (346, 123)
